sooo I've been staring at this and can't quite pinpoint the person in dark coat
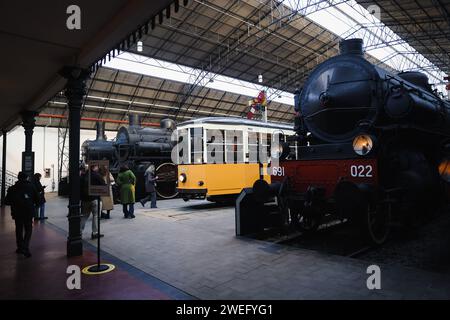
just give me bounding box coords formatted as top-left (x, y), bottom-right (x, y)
top-left (32, 173), bottom-right (47, 221)
top-left (5, 172), bottom-right (39, 258)
top-left (140, 164), bottom-right (158, 208)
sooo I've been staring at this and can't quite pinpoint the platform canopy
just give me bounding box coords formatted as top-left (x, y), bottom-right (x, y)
top-left (27, 0), bottom-right (448, 131)
top-left (37, 0), bottom-right (399, 131)
top-left (355, 0), bottom-right (450, 75)
top-left (39, 67), bottom-right (295, 132)
top-left (0, 0), bottom-right (175, 133)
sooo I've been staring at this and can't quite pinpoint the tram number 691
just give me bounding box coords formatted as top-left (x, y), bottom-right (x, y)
top-left (272, 166), bottom-right (285, 176)
top-left (350, 165), bottom-right (373, 178)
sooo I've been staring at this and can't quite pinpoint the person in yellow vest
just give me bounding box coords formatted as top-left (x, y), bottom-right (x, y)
top-left (116, 165), bottom-right (136, 219)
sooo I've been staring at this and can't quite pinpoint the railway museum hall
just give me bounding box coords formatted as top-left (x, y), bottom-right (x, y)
top-left (1, 0), bottom-right (450, 301)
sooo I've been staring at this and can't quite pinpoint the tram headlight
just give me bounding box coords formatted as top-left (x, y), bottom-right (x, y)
top-left (179, 173), bottom-right (187, 183)
top-left (353, 134), bottom-right (374, 156)
top-left (271, 143), bottom-right (283, 158)
top-left (271, 142), bottom-right (290, 160)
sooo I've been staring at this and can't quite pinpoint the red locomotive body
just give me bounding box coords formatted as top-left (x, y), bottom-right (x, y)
top-left (271, 158), bottom-right (378, 198)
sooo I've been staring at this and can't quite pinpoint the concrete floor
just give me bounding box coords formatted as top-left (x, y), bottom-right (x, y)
top-left (0, 203), bottom-right (192, 300)
top-left (41, 194), bottom-right (450, 299)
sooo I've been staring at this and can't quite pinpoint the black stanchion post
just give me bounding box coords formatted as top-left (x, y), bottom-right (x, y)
top-left (87, 196), bottom-right (109, 272)
top-left (97, 196), bottom-right (101, 269)
top-left (85, 169), bottom-right (114, 274)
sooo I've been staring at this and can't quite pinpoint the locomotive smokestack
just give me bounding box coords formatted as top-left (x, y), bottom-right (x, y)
top-left (95, 122), bottom-right (106, 140)
top-left (129, 114), bottom-right (141, 127)
top-left (339, 38), bottom-right (364, 56)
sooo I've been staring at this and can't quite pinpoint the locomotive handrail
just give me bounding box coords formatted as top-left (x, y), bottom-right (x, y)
top-left (385, 74), bottom-right (441, 101)
top-left (322, 78), bottom-right (375, 86)
top-left (370, 123), bottom-right (450, 137)
top-left (384, 74), bottom-right (450, 122)
top-left (303, 106), bottom-right (377, 120)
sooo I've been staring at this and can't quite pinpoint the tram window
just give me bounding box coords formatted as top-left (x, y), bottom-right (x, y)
top-left (175, 129), bottom-right (189, 164)
top-left (206, 129), bottom-right (224, 164)
top-left (190, 128), bottom-right (203, 164)
top-left (248, 132), bottom-right (259, 163)
top-left (225, 130), bottom-right (243, 164)
top-left (259, 133), bottom-right (271, 163)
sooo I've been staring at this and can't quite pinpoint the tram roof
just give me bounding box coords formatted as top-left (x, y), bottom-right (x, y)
top-left (177, 116), bottom-right (295, 131)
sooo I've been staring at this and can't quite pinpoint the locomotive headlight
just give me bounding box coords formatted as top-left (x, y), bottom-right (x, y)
top-left (438, 159), bottom-right (450, 183)
top-left (353, 134), bottom-right (374, 156)
top-left (179, 173), bottom-right (187, 183)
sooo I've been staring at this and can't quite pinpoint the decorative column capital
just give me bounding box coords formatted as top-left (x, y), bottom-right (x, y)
top-left (21, 111), bottom-right (37, 131)
top-left (59, 66), bottom-right (91, 106)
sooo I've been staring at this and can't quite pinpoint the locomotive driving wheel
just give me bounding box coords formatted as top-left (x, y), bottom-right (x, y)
top-left (155, 163), bottom-right (178, 199)
top-left (362, 201), bottom-right (391, 245)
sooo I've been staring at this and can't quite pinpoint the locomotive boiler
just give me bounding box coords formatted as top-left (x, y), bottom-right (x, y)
top-left (236, 38), bottom-right (450, 245)
top-left (81, 115), bottom-right (178, 200)
top-left (81, 122), bottom-right (116, 164)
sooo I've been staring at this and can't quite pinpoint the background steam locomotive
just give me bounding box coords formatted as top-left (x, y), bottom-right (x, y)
top-left (81, 114), bottom-right (178, 201)
top-left (237, 38), bottom-right (450, 245)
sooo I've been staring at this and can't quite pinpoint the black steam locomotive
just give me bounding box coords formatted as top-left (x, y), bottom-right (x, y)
top-left (81, 115), bottom-right (178, 200)
top-left (237, 38), bottom-right (450, 245)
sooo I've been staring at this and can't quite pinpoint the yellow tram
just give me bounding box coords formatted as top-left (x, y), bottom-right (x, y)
top-left (174, 117), bottom-right (296, 202)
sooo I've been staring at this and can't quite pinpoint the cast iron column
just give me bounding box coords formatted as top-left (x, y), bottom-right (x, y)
top-left (21, 111), bottom-right (37, 177)
top-left (60, 66), bottom-right (91, 257)
top-left (1, 130), bottom-right (6, 206)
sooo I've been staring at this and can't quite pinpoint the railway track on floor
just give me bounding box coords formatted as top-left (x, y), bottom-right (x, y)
top-left (260, 219), bottom-right (378, 258)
